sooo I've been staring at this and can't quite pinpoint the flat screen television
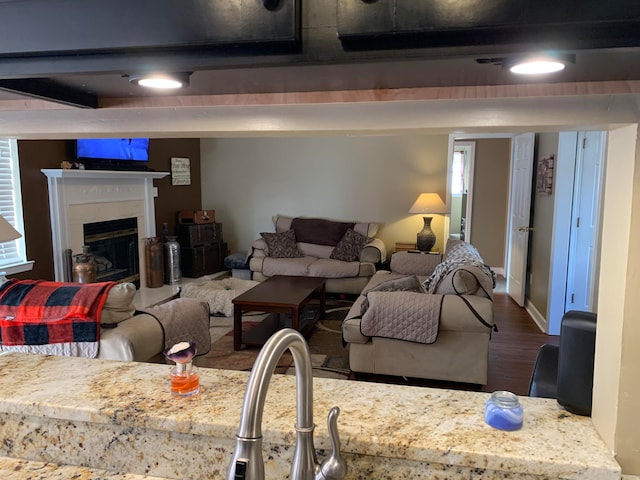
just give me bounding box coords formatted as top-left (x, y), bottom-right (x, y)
top-left (76, 138), bottom-right (150, 170)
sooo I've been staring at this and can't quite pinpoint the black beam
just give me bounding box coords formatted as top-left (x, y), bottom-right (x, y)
top-left (0, 79), bottom-right (98, 109)
top-left (0, 0), bottom-right (300, 57)
top-left (337, 0), bottom-right (640, 51)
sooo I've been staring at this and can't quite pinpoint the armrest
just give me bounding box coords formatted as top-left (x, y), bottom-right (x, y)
top-left (360, 238), bottom-right (386, 263)
top-left (390, 251), bottom-right (441, 276)
top-left (250, 238), bottom-right (267, 258)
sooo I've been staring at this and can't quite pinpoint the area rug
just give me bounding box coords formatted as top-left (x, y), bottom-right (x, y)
top-left (197, 298), bottom-right (353, 379)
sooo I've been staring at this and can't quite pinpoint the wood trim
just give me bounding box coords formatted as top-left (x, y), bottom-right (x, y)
top-left (98, 80), bottom-right (640, 109)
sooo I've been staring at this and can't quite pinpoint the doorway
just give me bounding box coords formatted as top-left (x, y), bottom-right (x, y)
top-left (449, 141), bottom-right (475, 242)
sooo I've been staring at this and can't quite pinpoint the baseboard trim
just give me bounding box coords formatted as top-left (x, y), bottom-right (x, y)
top-left (525, 299), bottom-right (548, 334)
top-left (491, 266), bottom-right (505, 276)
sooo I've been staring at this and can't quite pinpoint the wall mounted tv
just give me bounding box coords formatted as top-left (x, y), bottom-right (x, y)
top-left (76, 138), bottom-right (150, 171)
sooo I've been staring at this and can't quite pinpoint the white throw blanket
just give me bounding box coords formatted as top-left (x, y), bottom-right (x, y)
top-left (180, 276), bottom-right (259, 317)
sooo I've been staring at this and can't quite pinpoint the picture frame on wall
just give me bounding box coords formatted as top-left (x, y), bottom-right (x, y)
top-left (171, 157), bottom-right (191, 186)
top-left (537, 155), bottom-right (554, 195)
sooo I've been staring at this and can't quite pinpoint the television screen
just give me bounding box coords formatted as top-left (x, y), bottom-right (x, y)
top-left (76, 138), bottom-right (149, 162)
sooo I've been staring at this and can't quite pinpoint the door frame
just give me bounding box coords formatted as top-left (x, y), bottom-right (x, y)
top-left (447, 133), bottom-right (515, 267)
top-left (546, 131), bottom-right (606, 334)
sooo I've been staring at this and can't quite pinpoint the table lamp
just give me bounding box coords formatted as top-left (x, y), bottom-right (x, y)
top-left (408, 193), bottom-right (448, 252)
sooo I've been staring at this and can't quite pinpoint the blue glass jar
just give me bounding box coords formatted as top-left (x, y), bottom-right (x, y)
top-left (485, 391), bottom-right (523, 431)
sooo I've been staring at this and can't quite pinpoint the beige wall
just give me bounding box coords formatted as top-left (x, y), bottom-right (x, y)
top-left (528, 133), bottom-right (559, 315)
top-left (199, 135), bottom-right (449, 255)
top-left (469, 138), bottom-right (511, 268)
top-left (593, 125), bottom-right (640, 473)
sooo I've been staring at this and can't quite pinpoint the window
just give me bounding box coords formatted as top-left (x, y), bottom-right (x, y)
top-left (0, 138), bottom-right (30, 273)
top-left (451, 149), bottom-right (465, 196)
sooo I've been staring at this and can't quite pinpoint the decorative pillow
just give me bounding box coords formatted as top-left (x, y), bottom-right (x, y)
top-left (260, 229), bottom-right (302, 258)
top-left (360, 275), bottom-right (425, 316)
top-left (330, 228), bottom-right (370, 262)
top-left (100, 282), bottom-right (137, 326)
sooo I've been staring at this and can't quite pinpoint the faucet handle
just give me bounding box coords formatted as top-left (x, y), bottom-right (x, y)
top-left (315, 406), bottom-right (347, 480)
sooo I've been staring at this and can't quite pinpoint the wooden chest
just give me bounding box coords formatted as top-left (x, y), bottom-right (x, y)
top-left (181, 242), bottom-right (228, 278)
top-left (176, 223), bottom-right (223, 247)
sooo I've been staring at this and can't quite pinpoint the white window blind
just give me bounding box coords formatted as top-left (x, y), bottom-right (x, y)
top-left (0, 139), bottom-right (26, 269)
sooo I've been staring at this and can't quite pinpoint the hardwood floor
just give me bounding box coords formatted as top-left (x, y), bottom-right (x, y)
top-left (353, 289), bottom-right (560, 396)
top-left (484, 291), bottom-right (559, 395)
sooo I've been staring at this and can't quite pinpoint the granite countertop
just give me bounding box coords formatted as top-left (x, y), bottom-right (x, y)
top-left (0, 353), bottom-right (621, 479)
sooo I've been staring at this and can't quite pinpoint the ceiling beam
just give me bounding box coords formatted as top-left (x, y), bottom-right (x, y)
top-left (0, 79), bottom-right (98, 109)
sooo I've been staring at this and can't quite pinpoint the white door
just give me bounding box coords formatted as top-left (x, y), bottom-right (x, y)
top-left (565, 131), bottom-right (605, 312)
top-left (506, 132), bottom-right (535, 306)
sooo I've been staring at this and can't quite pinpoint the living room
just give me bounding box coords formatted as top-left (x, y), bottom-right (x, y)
top-left (6, 125), bottom-right (640, 477)
top-left (1, 0), bottom-right (639, 476)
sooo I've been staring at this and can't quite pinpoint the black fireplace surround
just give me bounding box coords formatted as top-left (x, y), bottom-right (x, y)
top-left (83, 217), bottom-right (140, 288)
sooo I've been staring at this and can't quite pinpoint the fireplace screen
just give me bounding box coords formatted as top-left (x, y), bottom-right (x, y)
top-left (83, 217), bottom-right (140, 287)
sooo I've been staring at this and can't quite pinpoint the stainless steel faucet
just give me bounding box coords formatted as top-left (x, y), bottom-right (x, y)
top-left (227, 328), bottom-right (347, 480)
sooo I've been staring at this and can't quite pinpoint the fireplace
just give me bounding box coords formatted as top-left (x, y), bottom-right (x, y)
top-left (42, 169), bottom-right (169, 286)
top-left (83, 217), bottom-right (140, 287)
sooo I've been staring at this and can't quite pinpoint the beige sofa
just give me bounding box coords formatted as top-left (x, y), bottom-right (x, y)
top-left (249, 215), bottom-right (386, 295)
top-left (100, 286), bottom-right (211, 362)
top-left (342, 240), bottom-right (495, 385)
top-left (0, 281), bottom-right (210, 363)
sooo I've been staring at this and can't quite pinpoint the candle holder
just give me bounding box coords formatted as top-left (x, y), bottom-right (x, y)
top-left (164, 341), bottom-right (200, 397)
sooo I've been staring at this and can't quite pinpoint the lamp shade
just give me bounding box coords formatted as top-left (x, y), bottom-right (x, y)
top-left (0, 215), bottom-right (21, 243)
top-left (408, 193), bottom-right (448, 214)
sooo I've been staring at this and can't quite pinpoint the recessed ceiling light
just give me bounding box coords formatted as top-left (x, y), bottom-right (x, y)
top-left (128, 72), bottom-right (191, 89)
top-left (509, 59), bottom-right (566, 75)
top-left (476, 53), bottom-right (574, 76)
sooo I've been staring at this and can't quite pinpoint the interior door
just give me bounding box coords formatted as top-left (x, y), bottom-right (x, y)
top-left (506, 132), bottom-right (535, 306)
top-left (565, 131), bottom-right (605, 312)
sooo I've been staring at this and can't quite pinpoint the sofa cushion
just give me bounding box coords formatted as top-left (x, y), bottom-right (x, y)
top-left (262, 256), bottom-right (316, 276)
top-left (297, 242), bottom-right (335, 259)
top-left (330, 228), bottom-right (371, 261)
top-left (307, 258), bottom-right (361, 278)
top-left (100, 282), bottom-right (136, 325)
top-left (260, 229), bottom-right (302, 258)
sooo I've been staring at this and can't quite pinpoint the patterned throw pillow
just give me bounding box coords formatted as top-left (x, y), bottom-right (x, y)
top-left (330, 228), bottom-right (370, 262)
top-left (260, 229), bottom-right (302, 258)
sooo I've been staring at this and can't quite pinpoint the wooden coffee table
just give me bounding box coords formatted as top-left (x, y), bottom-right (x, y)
top-left (232, 275), bottom-right (326, 350)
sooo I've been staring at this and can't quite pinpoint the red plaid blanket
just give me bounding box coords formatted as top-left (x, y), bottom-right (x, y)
top-left (0, 280), bottom-right (115, 350)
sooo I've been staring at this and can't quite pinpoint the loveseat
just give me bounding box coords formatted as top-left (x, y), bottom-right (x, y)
top-left (342, 239), bottom-right (495, 385)
top-left (249, 215), bottom-right (386, 295)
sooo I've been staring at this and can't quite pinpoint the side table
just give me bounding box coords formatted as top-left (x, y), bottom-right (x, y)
top-left (395, 242), bottom-right (417, 252)
top-left (395, 242), bottom-right (441, 255)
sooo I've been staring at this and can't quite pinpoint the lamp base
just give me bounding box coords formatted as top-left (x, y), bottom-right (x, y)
top-left (416, 216), bottom-right (436, 252)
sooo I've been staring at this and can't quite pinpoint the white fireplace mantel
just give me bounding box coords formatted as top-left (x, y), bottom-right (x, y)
top-left (42, 169), bottom-right (169, 283)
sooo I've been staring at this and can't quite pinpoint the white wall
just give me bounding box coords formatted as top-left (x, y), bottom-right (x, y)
top-left (200, 135), bottom-right (449, 255)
